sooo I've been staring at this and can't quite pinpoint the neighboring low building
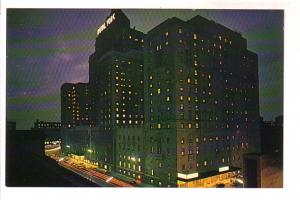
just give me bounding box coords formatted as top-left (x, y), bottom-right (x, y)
top-left (33, 119), bottom-right (61, 130)
top-left (260, 115), bottom-right (283, 157)
top-left (32, 119), bottom-right (62, 144)
top-left (243, 153), bottom-right (283, 188)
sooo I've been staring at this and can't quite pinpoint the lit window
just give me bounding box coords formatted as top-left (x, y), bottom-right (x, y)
top-left (166, 97), bottom-right (170, 102)
top-left (193, 34), bottom-right (197, 39)
top-left (204, 161), bottom-right (207, 166)
top-left (151, 169), bottom-right (154, 176)
top-left (149, 84), bottom-right (153, 88)
top-left (195, 123), bottom-right (199, 129)
top-left (180, 95), bottom-right (184, 101)
top-left (188, 123), bottom-right (192, 129)
top-left (115, 76), bottom-right (119, 80)
top-left (157, 124), bottom-right (161, 129)
top-left (165, 32), bottom-right (169, 37)
top-left (149, 76), bottom-right (153, 80)
top-left (178, 28), bottom-right (182, 33)
top-left (157, 88), bottom-right (161, 94)
top-left (181, 138), bottom-right (184, 144)
top-left (187, 78), bottom-right (191, 83)
top-left (196, 137), bottom-right (199, 143)
top-left (181, 149), bottom-right (185, 156)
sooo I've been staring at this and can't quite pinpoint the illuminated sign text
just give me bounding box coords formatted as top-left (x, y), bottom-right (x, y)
top-left (97, 13), bottom-right (116, 35)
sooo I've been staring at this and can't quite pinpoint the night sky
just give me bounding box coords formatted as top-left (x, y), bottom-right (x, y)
top-left (6, 9), bottom-right (283, 130)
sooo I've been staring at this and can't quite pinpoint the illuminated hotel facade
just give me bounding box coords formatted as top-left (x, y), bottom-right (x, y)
top-left (61, 10), bottom-right (260, 187)
top-left (143, 15), bottom-right (260, 187)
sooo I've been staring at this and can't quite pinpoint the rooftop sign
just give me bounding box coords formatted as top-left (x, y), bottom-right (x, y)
top-left (97, 13), bottom-right (116, 35)
top-left (177, 172), bottom-right (199, 180)
top-left (219, 166), bottom-right (229, 172)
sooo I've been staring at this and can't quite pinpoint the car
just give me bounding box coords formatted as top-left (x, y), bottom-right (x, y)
top-left (216, 183), bottom-right (225, 188)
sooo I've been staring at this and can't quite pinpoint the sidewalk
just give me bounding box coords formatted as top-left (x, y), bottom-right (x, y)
top-left (109, 172), bottom-right (154, 187)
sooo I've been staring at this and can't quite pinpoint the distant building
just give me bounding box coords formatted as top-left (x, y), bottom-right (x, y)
top-left (6, 121), bottom-right (16, 132)
top-left (260, 115), bottom-right (283, 156)
top-left (61, 83), bottom-right (91, 128)
top-left (243, 153), bottom-right (282, 188)
top-left (32, 119), bottom-right (62, 144)
top-left (33, 119), bottom-right (61, 130)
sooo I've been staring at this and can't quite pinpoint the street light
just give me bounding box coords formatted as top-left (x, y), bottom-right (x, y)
top-left (87, 149), bottom-right (93, 153)
top-left (236, 178), bottom-right (244, 188)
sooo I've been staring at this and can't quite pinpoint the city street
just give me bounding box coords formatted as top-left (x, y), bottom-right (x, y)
top-left (46, 146), bottom-right (133, 187)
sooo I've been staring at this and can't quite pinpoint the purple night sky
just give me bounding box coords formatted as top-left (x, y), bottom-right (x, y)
top-left (6, 9), bottom-right (283, 129)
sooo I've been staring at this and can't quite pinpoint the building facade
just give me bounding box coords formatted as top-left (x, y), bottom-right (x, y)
top-left (61, 83), bottom-right (91, 128)
top-left (143, 15), bottom-right (260, 187)
top-left (61, 10), bottom-right (145, 178)
top-left (33, 119), bottom-right (61, 130)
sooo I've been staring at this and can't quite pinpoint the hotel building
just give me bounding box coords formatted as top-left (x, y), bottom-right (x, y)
top-left (61, 10), bottom-right (145, 176)
top-left (61, 10), bottom-right (260, 187)
top-left (143, 15), bottom-right (260, 187)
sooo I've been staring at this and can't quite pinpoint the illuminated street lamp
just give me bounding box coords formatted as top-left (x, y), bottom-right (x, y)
top-left (236, 178), bottom-right (244, 188)
top-left (87, 149), bottom-right (93, 153)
